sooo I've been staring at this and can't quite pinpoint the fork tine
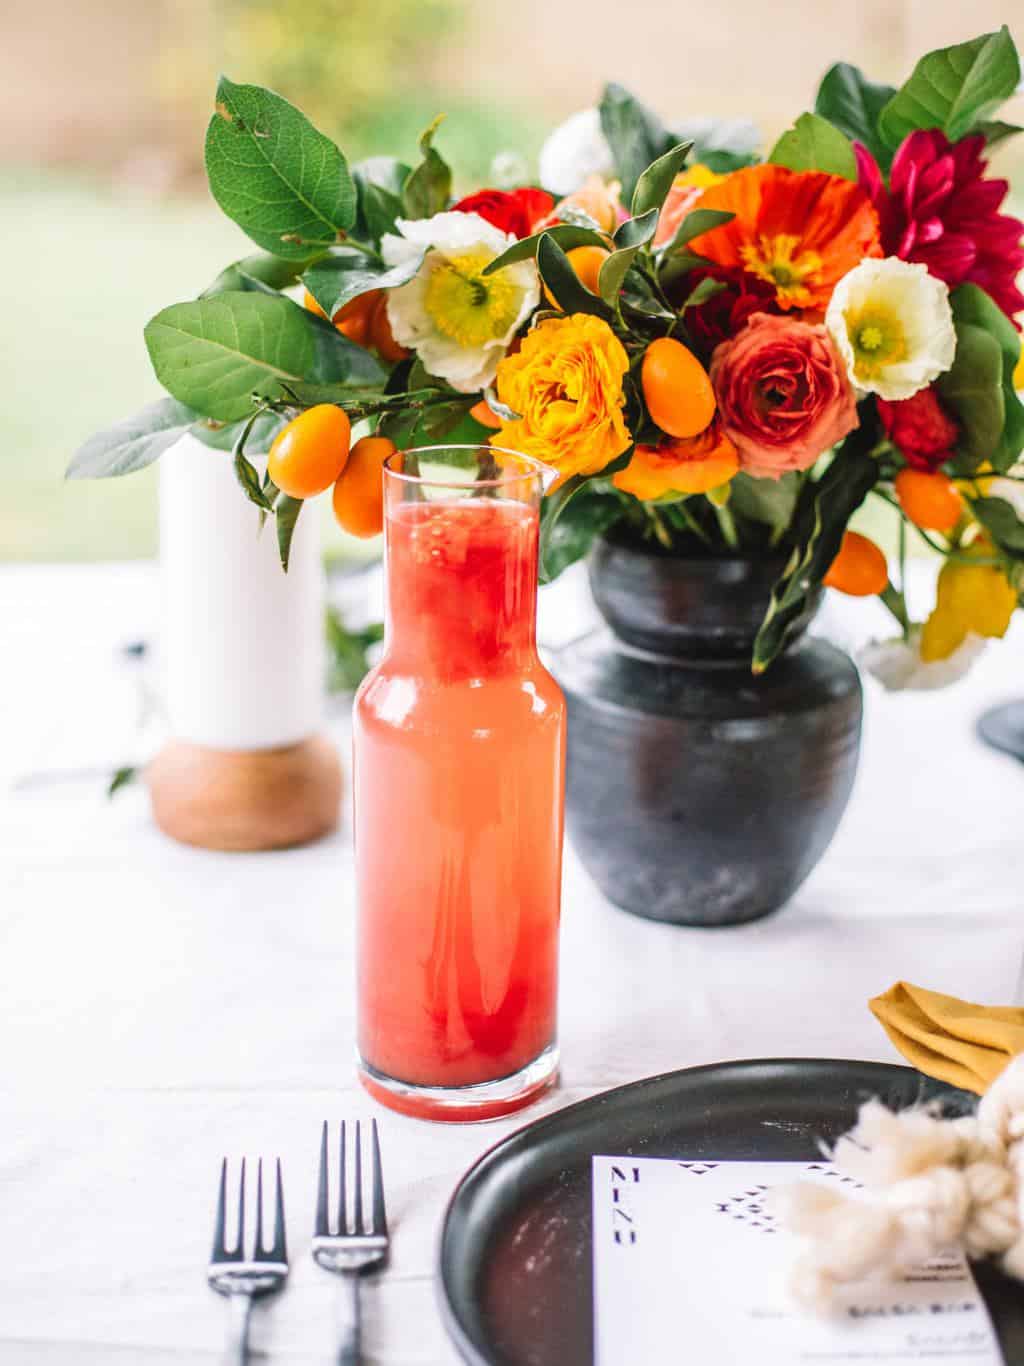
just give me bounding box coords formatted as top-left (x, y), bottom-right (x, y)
top-left (272, 1157), bottom-right (288, 1261)
top-left (338, 1122), bottom-right (348, 1235)
top-left (254, 1157), bottom-right (265, 1254)
top-left (353, 1120), bottom-right (364, 1234)
top-left (236, 1157), bottom-right (246, 1256)
top-left (315, 1121), bottom-right (330, 1236)
top-left (212, 1157), bottom-right (228, 1259)
top-left (370, 1119), bottom-right (388, 1236)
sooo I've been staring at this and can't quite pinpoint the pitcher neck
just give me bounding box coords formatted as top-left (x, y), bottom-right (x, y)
top-left (383, 499), bottom-right (541, 677)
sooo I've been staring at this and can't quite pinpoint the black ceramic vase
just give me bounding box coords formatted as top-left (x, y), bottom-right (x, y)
top-left (551, 531), bottom-right (863, 927)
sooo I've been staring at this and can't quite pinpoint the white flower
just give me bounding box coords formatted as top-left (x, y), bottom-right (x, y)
top-left (825, 258), bottom-right (956, 401)
top-left (383, 212), bottom-right (540, 394)
top-left (539, 108), bottom-right (614, 196)
top-left (859, 629), bottom-right (986, 692)
top-left (672, 116), bottom-right (761, 161)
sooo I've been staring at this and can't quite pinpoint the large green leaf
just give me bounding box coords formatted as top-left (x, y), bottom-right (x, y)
top-left (144, 290), bottom-right (384, 422)
top-left (631, 141), bottom-right (692, 219)
top-left (67, 398), bottom-right (195, 479)
top-left (205, 78), bottom-right (355, 258)
top-left (599, 83), bottom-right (676, 201)
top-left (814, 63), bottom-right (896, 167)
top-left (878, 28), bottom-right (1020, 149)
top-left (301, 246), bottom-right (423, 319)
top-left (483, 223), bottom-right (609, 275)
top-left (769, 112), bottom-right (857, 180)
top-left (942, 283), bottom-right (1024, 472)
top-left (752, 429), bottom-right (879, 673)
top-left (539, 480), bottom-right (626, 581)
top-left (402, 117), bottom-right (452, 220)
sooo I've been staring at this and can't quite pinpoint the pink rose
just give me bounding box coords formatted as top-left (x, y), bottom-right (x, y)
top-left (709, 313), bottom-right (858, 479)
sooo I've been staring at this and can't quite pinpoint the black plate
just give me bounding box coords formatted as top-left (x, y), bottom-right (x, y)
top-left (438, 1058), bottom-right (1024, 1365)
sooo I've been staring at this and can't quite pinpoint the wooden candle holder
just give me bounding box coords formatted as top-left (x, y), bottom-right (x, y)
top-left (146, 734), bottom-right (342, 852)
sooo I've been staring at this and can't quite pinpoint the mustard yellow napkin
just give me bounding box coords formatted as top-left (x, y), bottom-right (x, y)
top-left (870, 981), bottom-right (1024, 1095)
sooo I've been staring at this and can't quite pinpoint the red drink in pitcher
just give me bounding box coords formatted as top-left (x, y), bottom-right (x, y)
top-left (353, 446), bottom-right (565, 1121)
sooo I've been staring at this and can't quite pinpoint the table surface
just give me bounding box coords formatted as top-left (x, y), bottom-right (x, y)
top-left (2, 561), bottom-right (1023, 1365)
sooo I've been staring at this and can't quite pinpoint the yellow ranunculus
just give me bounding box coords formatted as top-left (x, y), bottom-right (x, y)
top-left (920, 545), bottom-right (1018, 662)
top-left (494, 314), bottom-right (632, 485)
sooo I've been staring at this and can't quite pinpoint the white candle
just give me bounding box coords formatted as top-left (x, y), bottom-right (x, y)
top-left (159, 432), bottom-right (326, 750)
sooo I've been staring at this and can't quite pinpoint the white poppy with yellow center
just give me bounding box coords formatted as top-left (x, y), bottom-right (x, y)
top-left (382, 212), bottom-right (540, 393)
top-left (825, 257), bottom-right (955, 401)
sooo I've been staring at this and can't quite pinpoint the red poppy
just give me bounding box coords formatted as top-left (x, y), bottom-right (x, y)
top-left (450, 188), bottom-right (555, 240)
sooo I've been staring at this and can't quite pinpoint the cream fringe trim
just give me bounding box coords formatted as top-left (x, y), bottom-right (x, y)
top-left (772, 1055), bottom-right (1024, 1308)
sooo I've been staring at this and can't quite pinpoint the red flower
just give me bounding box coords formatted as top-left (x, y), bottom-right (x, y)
top-left (856, 130), bottom-right (1024, 325)
top-left (450, 187), bottom-right (555, 240)
top-left (877, 387), bottom-right (959, 470)
top-left (674, 266), bottom-right (780, 362)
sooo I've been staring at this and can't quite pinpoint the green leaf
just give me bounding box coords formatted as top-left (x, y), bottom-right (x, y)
top-left (325, 606), bottom-right (384, 693)
top-left (678, 276), bottom-right (726, 312)
top-left (728, 471), bottom-right (800, 534)
top-left (656, 207), bottom-right (734, 257)
top-left (68, 399), bottom-right (195, 479)
top-left (939, 322), bottom-right (1005, 467)
top-left (679, 118), bottom-right (761, 173)
top-left (814, 63), bottom-right (896, 167)
top-left (190, 411), bottom-right (288, 454)
top-left (631, 141), bottom-right (692, 219)
top-left (539, 480), bottom-right (625, 581)
top-left (973, 119), bottom-right (1024, 147)
top-left (878, 28), bottom-right (1021, 149)
top-left (201, 251), bottom-right (317, 298)
top-left (769, 112), bottom-right (857, 180)
top-left (752, 428), bottom-right (880, 672)
top-left (107, 766), bottom-right (137, 798)
top-left (619, 272), bottom-right (676, 322)
top-left (205, 77), bottom-right (355, 258)
top-left (599, 82), bottom-right (676, 201)
top-left (301, 246), bottom-right (423, 319)
top-left (483, 223), bottom-right (610, 275)
top-left (276, 495), bottom-right (304, 571)
top-left (352, 156), bottom-right (410, 243)
top-left (942, 284), bottom-right (1024, 472)
top-left (598, 209), bottom-right (659, 303)
top-left (971, 495), bottom-right (1024, 555)
top-left (232, 424), bottom-right (275, 511)
top-left (402, 116), bottom-right (452, 219)
top-left (144, 290), bottom-right (385, 423)
top-left (536, 234), bottom-right (615, 320)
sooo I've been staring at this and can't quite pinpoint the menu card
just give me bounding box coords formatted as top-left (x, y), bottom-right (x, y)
top-left (592, 1156), bottom-right (1001, 1364)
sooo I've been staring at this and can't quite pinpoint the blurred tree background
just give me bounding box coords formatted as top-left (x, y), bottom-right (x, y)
top-left (1, 0), bottom-right (1020, 560)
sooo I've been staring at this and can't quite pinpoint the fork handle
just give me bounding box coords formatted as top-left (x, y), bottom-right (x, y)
top-left (338, 1271), bottom-right (362, 1365)
top-left (224, 1293), bottom-right (253, 1364)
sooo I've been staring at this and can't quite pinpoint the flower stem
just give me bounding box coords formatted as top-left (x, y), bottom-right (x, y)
top-left (714, 501), bottom-right (739, 549)
top-left (880, 583), bottom-right (910, 633)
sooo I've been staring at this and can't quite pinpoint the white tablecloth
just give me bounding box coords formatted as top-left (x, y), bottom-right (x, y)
top-left (2, 563), bottom-right (1023, 1364)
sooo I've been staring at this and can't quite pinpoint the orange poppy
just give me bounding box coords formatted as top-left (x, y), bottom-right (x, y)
top-left (613, 422), bottom-right (739, 500)
top-left (687, 164), bottom-right (882, 311)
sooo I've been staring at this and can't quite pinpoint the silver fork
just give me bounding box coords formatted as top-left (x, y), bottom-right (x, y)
top-left (207, 1157), bottom-right (289, 1363)
top-left (312, 1120), bottom-right (390, 1365)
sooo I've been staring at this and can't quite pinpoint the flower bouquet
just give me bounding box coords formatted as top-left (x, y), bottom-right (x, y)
top-left (75, 27), bottom-right (1024, 683)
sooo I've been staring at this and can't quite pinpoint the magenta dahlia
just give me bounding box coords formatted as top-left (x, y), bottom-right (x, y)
top-left (855, 129), bottom-right (1024, 325)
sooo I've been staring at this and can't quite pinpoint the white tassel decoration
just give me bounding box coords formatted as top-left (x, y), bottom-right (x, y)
top-left (774, 1055), bottom-right (1024, 1308)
